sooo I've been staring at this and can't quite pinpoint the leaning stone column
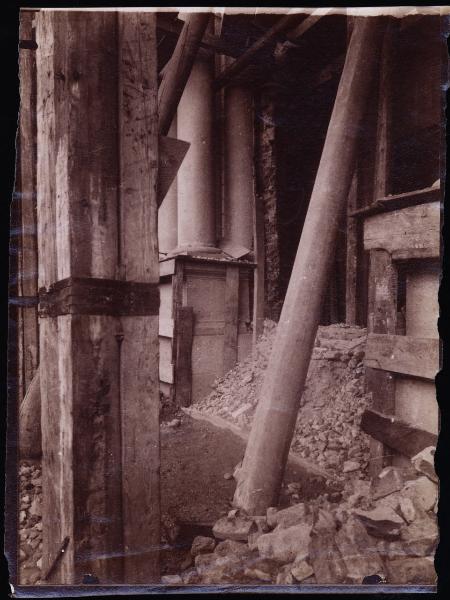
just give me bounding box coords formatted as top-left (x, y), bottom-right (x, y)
top-left (176, 51), bottom-right (219, 253)
top-left (224, 84), bottom-right (254, 251)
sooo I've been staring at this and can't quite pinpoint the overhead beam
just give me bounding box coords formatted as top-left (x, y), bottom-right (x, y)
top-left (158, 13), bottom-right (211, 136)
top-left (285, 7), bottom-right (333, 42)
top-left (213, 11), bottom-right (303, 90)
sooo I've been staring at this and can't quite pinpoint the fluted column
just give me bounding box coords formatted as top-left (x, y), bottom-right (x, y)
top-left (176, 51), bottom-right (219, 253)
top-left (224, 84), bottom-right (254, 250)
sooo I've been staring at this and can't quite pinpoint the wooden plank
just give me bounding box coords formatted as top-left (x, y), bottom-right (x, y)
top-left (118, 12), bottom-right (160, 583)
top-left (252, 183), bottom-right (265, 349)
top-left (361, 409), bottom-right (438, 458)
top-left (18, 11), bottom-right (39, 394)
top-left (223, 265), bottom-right (240, 373)
top-left (158, 135), bottom-right (190, 207)
top-left (350, 184), bottom-right (441, 218)
top-left (366, 249), bottom-right (398, 476)
top-left (345, 172), bottom-right (358, 324)
top-left (175, 306), bottom-right (194, 407)
top-left (364, 201), bottom-right (441, 258)
top-left (37, 10), bottom-right (124, 584)
top-left (365, 333), bottom-right (439, 380)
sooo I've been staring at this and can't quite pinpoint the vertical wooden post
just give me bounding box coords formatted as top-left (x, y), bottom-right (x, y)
top-left (345, 173), bottom-right (358, 324)
top-left (223, 265), bottom-right (240, 373)
top-left (18, 11), bottom-right (39, 395)
top-left (252, 189), bottom-right (265, 348)
top-left (118, 12), bottom-right (160, 583)
top-left (36, 11), bottom-right (160, 584)
top-left (366, 19), bottom-right (398, 476)
top-left (234, 17), bottom-right (386, 515)
top-left (175, 306), bottom-right (194, 407)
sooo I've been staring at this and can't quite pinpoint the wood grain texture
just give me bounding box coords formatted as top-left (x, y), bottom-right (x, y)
top-left (366, 249), bottom-right (397, 476)
top-left (365, 333), bottom-right (439, 381)
top-left (364, 201), bottom-right (441, 259)
top-left (118, 12), bottom-right (160, 583)
top-left (18, 11), bottom-right (39, 393)
top-left (223, 265), bottom-right (239, 373)
top-left (361, 409), bottom-right (438, 458)
top-left (37, 11), bottom-right (124, 584)
top-left (345, 172), bottom-right (358, 324)
top-left (175, 306), bottom-right (194, 407)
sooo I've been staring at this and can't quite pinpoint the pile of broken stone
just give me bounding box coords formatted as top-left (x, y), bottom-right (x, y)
top-left (18, 461), bottom-right (43, 585)
top-left (196, 321), bottom-right (372, 478)
top-left (162, 446), bottom-right (438, 586)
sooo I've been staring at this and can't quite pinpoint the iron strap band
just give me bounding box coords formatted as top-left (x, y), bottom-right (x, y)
top-left (39, 277), bottom-right (160, 318)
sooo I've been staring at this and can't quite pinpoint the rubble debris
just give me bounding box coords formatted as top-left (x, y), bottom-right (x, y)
top-left (195, 321), bottom-right (372, 480)
top-left (354, 506), bottom-right (404, 539)
top-left (190, 536), bottom-right (216, 557)
top-left (183, 450), bottom-right (437, 585)
top-left (411, 447), bottom-right (437, 483)
top-left (18, 461), bottom-right (43, 585)
top-left (402, 476), bottom-right (438, 512)
top-left (257, 523), bottom-right (312, 564)
top-left (212, 512), bottom-right (256, 542)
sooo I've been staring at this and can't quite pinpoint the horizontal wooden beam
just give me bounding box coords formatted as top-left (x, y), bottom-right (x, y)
top-left (364, 333), bottom-right (439, 380)
top-left (361, 409), bottom-right (437, 458)
top-left (157, 15), bottom-right (240, 57)
top-left (364, 200), bottom-right (440, 259)
top-left (350, 184), bottom-right (441, 219)
top-left (213, 12), bottom-right (303, 90)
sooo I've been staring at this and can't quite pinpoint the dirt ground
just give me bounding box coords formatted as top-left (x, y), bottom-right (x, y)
top-left (159, 412), bottom-right (327, 574)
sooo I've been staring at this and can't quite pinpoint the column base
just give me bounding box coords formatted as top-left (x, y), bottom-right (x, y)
top-left (172, 244), bottom-right (222, 256)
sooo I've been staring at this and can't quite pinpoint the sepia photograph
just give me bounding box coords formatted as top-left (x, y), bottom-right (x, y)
top-left (7, 5), bottom-right (446, 594)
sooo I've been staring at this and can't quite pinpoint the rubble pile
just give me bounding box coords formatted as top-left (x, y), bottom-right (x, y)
top-left (18, 461), bottom-right (43, 585)
top-left (165, 447), bottom-right (438, 586)
top-left (196, 321), bottom-right (372, 478)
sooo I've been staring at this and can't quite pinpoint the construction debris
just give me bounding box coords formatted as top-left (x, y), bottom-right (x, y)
top-left (196, 321), bottom-right (372, 479)
top-left (164, 449), bottom-right (438, 585)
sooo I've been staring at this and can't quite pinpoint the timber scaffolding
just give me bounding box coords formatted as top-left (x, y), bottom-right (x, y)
top-left (11, 8), bottom-right (443, 586)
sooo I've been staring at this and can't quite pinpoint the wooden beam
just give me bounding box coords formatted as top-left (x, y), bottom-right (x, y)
top-left (233, 17), bottom-right (386, 515)
top-left (223, 265), bottom-right (240, 373)
top-left (36, 11), bottom-right (160, 584)
top-left (18, 11), bottom-right (39, 395)
top-left (285, 8), bottom-right (333, 42)
top-left (213, 12), bottom-right (302, 90)
top-left (365, 250), bottom-right (398, 476)
top-left (118, 12), bottom-right (160, 583)
top-left (363, 201), bottom-right (441, 259)
top-left (252, 190), bottom-right (265, 349)
top-left (345, 172), bottom-right (358, 324)
top-left (365, 333), bottom-right (440, 381)
top-left (350, 184), bottom-right (440, 219)
top-left (37, 11), bottom-right (124, 583)
top-left (175, 306), bottom-right (194, 407)
top-left (157, 15), bottom-right (240, 58)
top-left (361, 409), bottom-right (438, 458)
top-left (158, 13), bottom-right (211, 136)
